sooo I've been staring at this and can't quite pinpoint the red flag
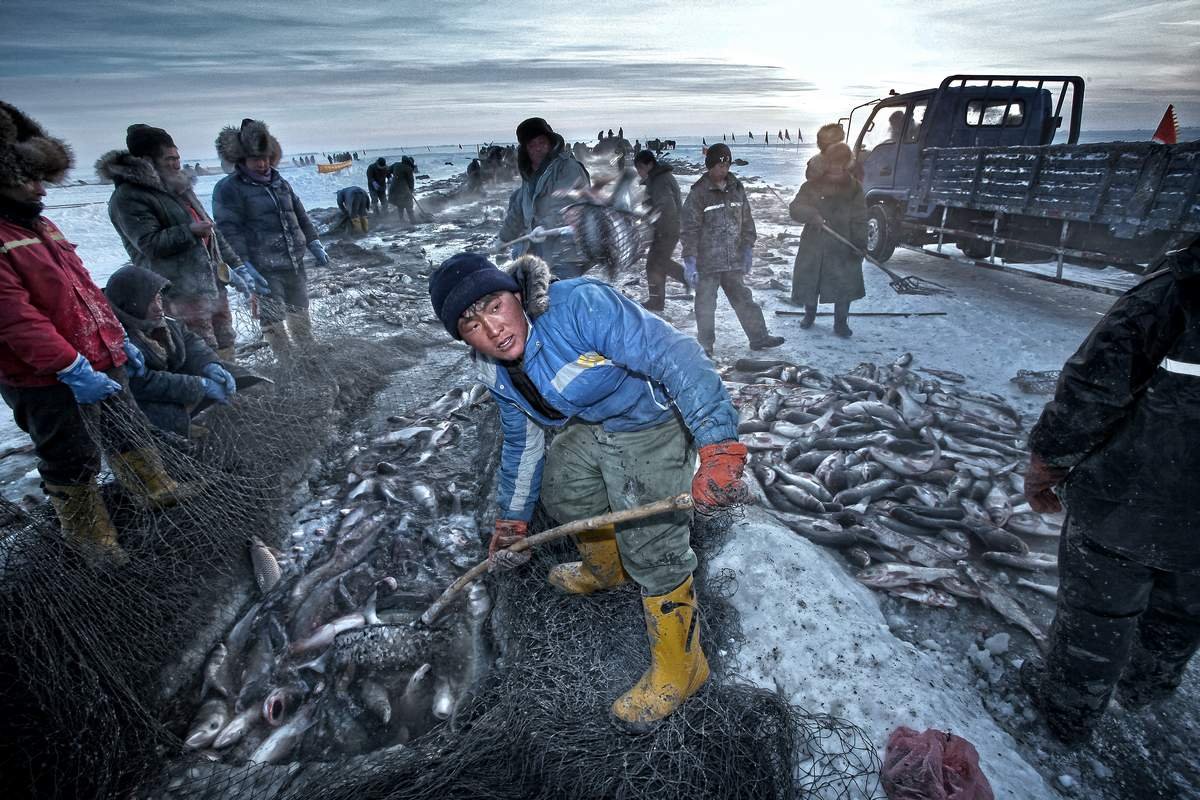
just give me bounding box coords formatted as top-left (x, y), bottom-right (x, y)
top-left (1152, 105), bottom-right (1179, 145)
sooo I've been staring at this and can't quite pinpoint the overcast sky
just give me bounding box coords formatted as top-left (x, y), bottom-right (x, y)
top-left (1, 0), bottom-right (1196, 164)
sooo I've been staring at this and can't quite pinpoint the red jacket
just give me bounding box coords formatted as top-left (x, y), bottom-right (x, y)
top-left (0, 216), bottom-right (126, 387)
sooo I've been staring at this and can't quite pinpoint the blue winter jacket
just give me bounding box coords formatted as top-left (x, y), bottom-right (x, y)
top-left (476, 277), bottom-right (737, 521)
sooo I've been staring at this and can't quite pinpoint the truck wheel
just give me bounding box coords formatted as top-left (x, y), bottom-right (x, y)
top-left (866, 205), bottom-right (897, 262)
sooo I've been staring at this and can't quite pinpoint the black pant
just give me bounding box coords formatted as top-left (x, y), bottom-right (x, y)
top-left (259, 268), bottom-right (309, 326)
top-left (694, 270), bottom-right (769, 351)
top-left (369, 187), bottom-right (386, 212)
top-left (1042, 518), bottom-right (1200, 724)
top-left (0, 370), bottom-right (133, 486)
top-left (645, 234), bottom-right (685, 306)
top-left (391, 196), bottom-right (416, 222)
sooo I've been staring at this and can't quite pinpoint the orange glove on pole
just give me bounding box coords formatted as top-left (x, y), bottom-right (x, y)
top-left (1025, 453), bottom-right (1069, 514)
top-left (691, 441), bottom-right (750, 516)
top-left (488, 519), bottom-right (531, 572)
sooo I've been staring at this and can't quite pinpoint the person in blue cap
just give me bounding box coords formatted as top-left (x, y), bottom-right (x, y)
top-left (428, 251), bottom-right (749, 730)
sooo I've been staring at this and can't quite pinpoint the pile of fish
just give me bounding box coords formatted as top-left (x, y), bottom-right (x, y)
top-left (181, 384), bottom-right (497, 765)
top-left (730, 354), bottom-right (1060, 649)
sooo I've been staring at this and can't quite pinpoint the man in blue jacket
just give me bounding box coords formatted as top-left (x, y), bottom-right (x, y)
top-left (429, 252), bottom-right (749, 730)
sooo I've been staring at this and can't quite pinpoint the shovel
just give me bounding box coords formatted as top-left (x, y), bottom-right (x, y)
top-left (820, 223), bottom-right (953, 296)
top-left (413, 196), bottom-right (435, 223)
top-left (419, 493), bottom-right (694, 626)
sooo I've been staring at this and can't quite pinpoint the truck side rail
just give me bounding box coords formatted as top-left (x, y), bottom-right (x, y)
top-left (909, 140), bottom-right (1200, 236)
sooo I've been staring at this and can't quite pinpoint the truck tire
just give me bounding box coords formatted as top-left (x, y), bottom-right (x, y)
top-left (866, 205), bottom-right (897, 262)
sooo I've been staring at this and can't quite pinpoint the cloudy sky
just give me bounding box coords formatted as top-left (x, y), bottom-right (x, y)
top-left (1, 0), bottom-right (1196, 164)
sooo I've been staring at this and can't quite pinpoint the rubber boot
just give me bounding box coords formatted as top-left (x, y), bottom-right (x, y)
top-left (1116, 609), bottom-right (1200, 710)
top-left (45, 481), bottom-right (127, 563)
top-left (833, 302), bottom-right (853, 338)
top-left (263, 324), bottom-right (291, 359)
top-left (799, 305), bottom-right (816, 329)
top-left (611, 575), bottom-right (710, 731)
top-left (286, 310), bottom-right (314, 342)
top-left (358, 216), bottom-right (369, 233)
top-left (547, 524), bottom-right (629, 594)
top-left (109, 449), bottom-right (202, 508)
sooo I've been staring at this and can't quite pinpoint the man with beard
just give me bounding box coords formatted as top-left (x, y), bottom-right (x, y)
top-left (0, 104), bottom-right (196, 559)
top-left (788, 142), bottom-right (868, 337)
top-left (429, 252), bottom-right (749, 730)
top-left (497, 117), bottom-right (589, 278)
top-left (99, 125), bottom-right (262, 361)
top-left (213, 118), bottom-right (329, 356)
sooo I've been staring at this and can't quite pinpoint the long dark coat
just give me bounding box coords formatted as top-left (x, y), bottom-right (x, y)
top-left (788, 178), bottom-right (868, 305)
top-left (98, 150), bottom-right (243, 300)
top-left (1028, 241), bottom-right (1200, 571)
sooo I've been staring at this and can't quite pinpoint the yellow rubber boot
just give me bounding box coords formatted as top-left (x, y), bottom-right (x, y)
top-left (358, 216), bottom-right (369, 233)
top-left (547, 523), bottom-right (629, 594)
top-left (286, 310), bottom-right (313, 342)
top-left (109, 449), bottom-right (201, 508)
top-left (45, 481), bottom-right (127, 563)
top-left (611, 575), bottom-right (710, 730)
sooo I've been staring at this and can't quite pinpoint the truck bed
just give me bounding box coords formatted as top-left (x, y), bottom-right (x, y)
top-left (910, 140), bottom-right (1200, 236)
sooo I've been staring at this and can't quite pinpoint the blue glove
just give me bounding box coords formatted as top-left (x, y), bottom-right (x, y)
top-left (370, 181), bottom-right (381, 191)
top-left (683, 256), bottom-right (698, 288)
top-left (200, 377), bottom-right (231, 405)
top-left (57, 354), bottom-right (122, 405)
top-left (235, 263), bottom-right (271, 296)
top-left (202, 363), bottom-right (236, 397)
top-left (741, 246), bottom-right (754, 275)
top-left (227, 268), bottom-right (250, 298)
top-left (308, 240), bottom-right (330, 266)
top-left (122, 338), bottom-right (146, 378)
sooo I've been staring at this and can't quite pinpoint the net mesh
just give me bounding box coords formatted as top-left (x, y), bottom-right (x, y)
top-left (0, 255), bottom-right (881, 799)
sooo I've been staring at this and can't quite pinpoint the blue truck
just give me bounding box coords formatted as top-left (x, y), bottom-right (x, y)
top-left (846, 75), bottom-right (1200, 289)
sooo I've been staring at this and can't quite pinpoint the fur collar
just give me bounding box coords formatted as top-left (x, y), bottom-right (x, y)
top-left (508, 255), bottom-right (552, 319)
top-left (95, 149), bottom-right (163, 190)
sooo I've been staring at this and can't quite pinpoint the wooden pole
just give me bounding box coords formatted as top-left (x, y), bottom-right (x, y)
top-left (419, 494), bottom-right (694, 626)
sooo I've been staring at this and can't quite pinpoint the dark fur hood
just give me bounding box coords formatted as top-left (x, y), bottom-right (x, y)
top-left (517, 133), bottom-right (567, 181)
top-left (215, 118), bottom-right (282, 172)
top-left (508, 254), bottom-right (552, 319)
top-left (0, 102), bottom-right (73, 187)
top-left (94, 149), bottom-right (164, 190)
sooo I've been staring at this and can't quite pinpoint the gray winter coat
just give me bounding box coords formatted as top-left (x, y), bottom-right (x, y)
top-left (642, 163), bottom-right (681, 241)
top-left (98, 151), bottom-right (243, 300)
top-left (212, 167), bottom-right (318, 274)
top-left (499, 134), bottom-right (589, 277)
top-left (680, 171), bottom-right (756, 274)
top-left (788, 177), bottom-right (868, 305)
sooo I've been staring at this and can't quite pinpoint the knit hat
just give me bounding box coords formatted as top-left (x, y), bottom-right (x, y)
top-left (428, 252), bottom-right (520, 339)
top-left (0, 102), bottom-right (73, 187)
top-left (516, 117), bottom-right (555, 146)
top-left (125, 124), bottom-right (176, 159)
top-left (705, 143), bottom-right (731, 169)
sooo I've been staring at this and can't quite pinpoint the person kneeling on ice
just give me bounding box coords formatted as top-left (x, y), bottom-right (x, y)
top-left (1019, 235), bottom-right (1200, 746)
top-left (788, 142), bottom-right (868, 337)
top-left (679, 143), bottom-right (783, 357)
top-left (337, 186), bottom-right (371, 234)
top-left (428, 252), bottom-right (749, 729)
top-left (104, 266), bottom-right (237, 439)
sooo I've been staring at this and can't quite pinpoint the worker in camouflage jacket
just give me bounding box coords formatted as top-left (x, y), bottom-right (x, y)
top-left (634, 149), bottom-right (686, 312)
top-left (1021, 236), bottom-right (1200, 745)
top-left (679, 143), bottom-right (783, 357)
top-left (98, 124), bottom-right (248, 360)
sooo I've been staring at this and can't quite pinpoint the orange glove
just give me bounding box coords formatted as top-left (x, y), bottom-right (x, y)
top-left (1025, 453), bottom-right (1068, 514)
top-left (488, 519), bottom-right (531, 572)
top-left (691, 441), bottom-right (750, 515)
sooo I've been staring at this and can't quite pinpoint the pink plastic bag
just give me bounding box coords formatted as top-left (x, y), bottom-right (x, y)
top-left (881, 726), bottom-right (995, 800)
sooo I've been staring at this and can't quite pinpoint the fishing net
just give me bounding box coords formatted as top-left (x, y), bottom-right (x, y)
top-left (0, 251), bottom-right (881, 799)
top-left (1009, 369), bottom-right (1061, 395)
top-left (568, 202), bottom-right (646, 280)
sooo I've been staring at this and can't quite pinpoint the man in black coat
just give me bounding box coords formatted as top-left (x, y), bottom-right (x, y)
top-left (634, 150), bottom-right (686, 312)
top-left (104, 266), bottom-right (236, 439)
top-left (388, 156), bottom-right (417, 224)
top-left (1021, 237), bottom-right (1200, 745)
top-left (366, 157), bottom-right (389, 214)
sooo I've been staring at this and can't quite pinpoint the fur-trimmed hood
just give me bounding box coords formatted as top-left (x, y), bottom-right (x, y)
top-left (95, 149), bottom-right (165, 191)
top-left (517, 132), bottom-right (567, 180)
top-left (508, 254), bottom-right (552, 320)
top-left (0, 102), bottom-right (73, 186)
top-left (215, 118), bottom-right (282, 172)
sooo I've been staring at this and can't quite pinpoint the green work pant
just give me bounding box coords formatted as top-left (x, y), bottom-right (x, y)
top-left (540, 417), bottom-right (697, 595)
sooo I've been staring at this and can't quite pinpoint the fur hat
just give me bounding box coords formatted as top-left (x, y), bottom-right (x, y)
top-left (705, 142), bottom-right (731, 169)
top-left (516, 117), bottom-right (555, 146)
top-left (816, 123), bottom-right (845, 152)
top-left (215, 118), bottom-right (282, 171)
top-left (0, 102), bottom-right (74, 187)
top-left (125, 124), bottom-right (175, 159)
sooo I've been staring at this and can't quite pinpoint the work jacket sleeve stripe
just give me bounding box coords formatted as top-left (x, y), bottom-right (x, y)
top-left (495, 395), bottom-right (546, 521)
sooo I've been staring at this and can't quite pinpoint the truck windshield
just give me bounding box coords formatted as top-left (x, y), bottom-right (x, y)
top-left (966, 99), bottom-right (1025, 127)
top-left (859, 103), bottom-right (909, 152)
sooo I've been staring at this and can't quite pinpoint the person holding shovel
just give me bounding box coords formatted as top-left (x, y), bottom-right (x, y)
top-left (788, 142), bottom-right (868, 337)
top-left (428, 251), bottom-right (749, 730)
